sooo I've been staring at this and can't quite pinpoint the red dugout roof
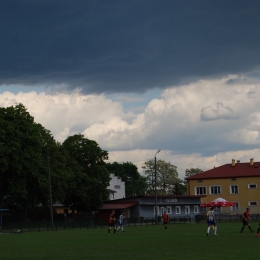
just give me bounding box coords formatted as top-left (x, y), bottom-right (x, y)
top-left (98, 202), bottom-right (138, 210)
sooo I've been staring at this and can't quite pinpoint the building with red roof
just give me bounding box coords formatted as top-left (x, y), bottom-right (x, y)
top-left (186, 158), bottom-right (260, 214)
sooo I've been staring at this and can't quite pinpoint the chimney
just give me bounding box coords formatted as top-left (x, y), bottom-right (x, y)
top-left (232, 159), bottom-right (236, 167)
top-left (237, 160), bottom-right (240, 163)
top-left (250, 158), bottom-right (254, 166)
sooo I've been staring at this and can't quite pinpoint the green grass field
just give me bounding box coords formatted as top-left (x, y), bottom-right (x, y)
top-left (0, 222), bottom-right (259, 260)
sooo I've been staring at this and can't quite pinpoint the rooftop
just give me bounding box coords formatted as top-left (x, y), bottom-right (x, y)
top-left (186, 159), bottom-right (260, 180)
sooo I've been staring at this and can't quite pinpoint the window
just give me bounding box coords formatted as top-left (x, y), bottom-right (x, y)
top-left (185, 206), bottom-right (190, 214)
top-left (231, 178), bottom-right (236, 181)
top-left (166, 206), bottom-right (172, 214)
top-left (114, 185), bottom-right (121, 189)
top-left (210, 185), bottom-right (221, 195)
top-left (248, 183), bottom-right (257, 189)
top-left (231, 202), bottom-right (239, 211)
top-left (195, 186), bottom-right (206, 195)
top-left (175, 206), bottom-right (181, 214)
top-left (197, 180), bottom-right (203, 183)
top-left (248, 201), bottom-right (258, 206)
top-left (230, 185), bottom-right (239, 194)
top-left (194, 206), bottom-right (199, 214)
top-left (160, 206), bottom-right (172, 215)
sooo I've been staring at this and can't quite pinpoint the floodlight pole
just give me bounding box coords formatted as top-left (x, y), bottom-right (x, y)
top-left (155, 149), bottom-right (161, 225)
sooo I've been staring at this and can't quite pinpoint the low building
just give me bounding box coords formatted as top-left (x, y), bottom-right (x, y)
top-left (98, 194), bottom-right (204, 223)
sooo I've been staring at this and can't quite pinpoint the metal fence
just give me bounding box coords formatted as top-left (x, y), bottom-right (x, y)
top-left (194, 213), bottom-right (260, 223)
top-left (1, 214), bottom-right (260, 233)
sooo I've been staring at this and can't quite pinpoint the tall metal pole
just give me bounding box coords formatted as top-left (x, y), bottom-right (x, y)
top-left (155, 149), bottom-right (161, 225)
top-left (46, 144), bottom-right (54, 230)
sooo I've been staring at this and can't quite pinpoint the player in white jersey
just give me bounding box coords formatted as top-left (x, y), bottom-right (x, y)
top-left (117, 211), bottom-right (125, 232)
top-left (206, 207), bottom-right (217, 236)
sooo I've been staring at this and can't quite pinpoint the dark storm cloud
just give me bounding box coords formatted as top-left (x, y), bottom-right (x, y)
top-left (1, 0), bottom-right (260, 94)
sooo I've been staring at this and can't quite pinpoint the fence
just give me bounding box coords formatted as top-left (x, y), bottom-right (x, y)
top-left (195, 213), bottom-right (260, 223)
top-left (1, 214), bottom-right (260, 233)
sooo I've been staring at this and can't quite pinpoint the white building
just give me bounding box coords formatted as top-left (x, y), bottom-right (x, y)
top-left (107, 174), bottom-right (125, 200)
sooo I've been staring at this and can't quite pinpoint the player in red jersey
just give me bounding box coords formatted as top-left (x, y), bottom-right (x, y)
top-left (108, 210), bottom-right (117, 235)
top-left (240, 208), bottom-right (253, 233)
top-left (162, 211), bottom-right (169, 230)
top-left (255, 223), bottom-right (260, 237)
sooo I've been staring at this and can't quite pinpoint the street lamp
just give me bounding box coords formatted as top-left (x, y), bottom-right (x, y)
top-left (155, 149), bottom-right (161, 224)
top-left (46, 140), bottom-right (54, 230)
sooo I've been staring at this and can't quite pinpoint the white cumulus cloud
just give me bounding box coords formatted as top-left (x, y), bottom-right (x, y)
top-left (1, 75), bottom-right (260, 178)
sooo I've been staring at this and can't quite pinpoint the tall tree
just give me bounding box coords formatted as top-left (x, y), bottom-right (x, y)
top-left (106, 162), bottom-right (147, 197)
top-left (0, 104), bottom-right (113, 220)
top-left (171, 178), bottom-right (187, 195)
top-left (42, 140), bottom-right (73, 208)
top-left (0, 104), bottom-right (54, 220)
top-left (142, 159), bottom-right (180, 195)
top-left (62, 134), bottom-right (110, 213)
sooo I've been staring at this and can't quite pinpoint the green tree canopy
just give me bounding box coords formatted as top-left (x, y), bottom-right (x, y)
top-left (0, 104), bottom-right (112, 220)
top-left (0, 104), bottom-right (54, 218)
top-left (62, 134), bottom-right (110, 212)
top-left (142, 159), bottom-right (181, 195)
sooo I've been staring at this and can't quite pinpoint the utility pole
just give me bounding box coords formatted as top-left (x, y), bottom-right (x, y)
top-left (46, 142), bottom-right (54, 230)
top-left (155, 149), bottom-right (161, 224)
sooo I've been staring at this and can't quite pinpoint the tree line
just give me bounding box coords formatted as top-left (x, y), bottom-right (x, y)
top-left (0, 104), bottom-right (202, 221)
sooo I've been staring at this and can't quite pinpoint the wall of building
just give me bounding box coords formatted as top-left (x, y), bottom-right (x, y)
top-left (113, 196), bottom-right (203, 219)
top-left (137, 196), bottom-right (201, 219)
top-left (188, 176), bottom-right (260, 214)
top-left (107, 174), bottom-right (125, 200)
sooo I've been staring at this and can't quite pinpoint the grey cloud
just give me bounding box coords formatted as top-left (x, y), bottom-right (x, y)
top-left (247, 90), bottom-right (256, 99)
top-left (1, 0), bottom-right (260, 94)
top-left (200, 102), bottom-right (237, 121)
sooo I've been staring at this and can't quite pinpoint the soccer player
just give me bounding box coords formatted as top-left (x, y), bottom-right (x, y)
top-left (212, 208), bottom-right (218, 236)
top-left (207, 207), bottom-right (217, 236)
top-left (206, 209), bottom-right (210, 226)
top-left (255, 223), bottom-right (260, 237)
top-left (108, 210), bottom-right (116, 235)
top-left (162, 211), bottom-right (169, 230)
top-left (206, 209), bottom-right (216, 233)
top-left (117, 211), bottom-right (125, 232)
top-left (240, 207), bottom-right (254, 233)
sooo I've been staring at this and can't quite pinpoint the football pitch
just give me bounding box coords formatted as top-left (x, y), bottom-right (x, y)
top-left (0, 222), bottom-right (259, 260)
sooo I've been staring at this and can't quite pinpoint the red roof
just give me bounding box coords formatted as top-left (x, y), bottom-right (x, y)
top-left (186, 162), bottom-right (260, 180)
top-left (141, 194), bottom-right (205, 198)
top-left (98, 202), bottom-right (138, 210)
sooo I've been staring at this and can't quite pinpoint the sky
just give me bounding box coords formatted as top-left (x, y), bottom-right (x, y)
top-left (1, 0), bottom-right (260, 179)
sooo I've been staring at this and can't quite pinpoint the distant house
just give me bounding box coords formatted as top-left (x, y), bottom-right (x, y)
top-left (107, 174), bottom-right (125, 200)
top-left (186, 158), bottom-right (260, 214)
top-left (98, 194), bottom-right (204, 223)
